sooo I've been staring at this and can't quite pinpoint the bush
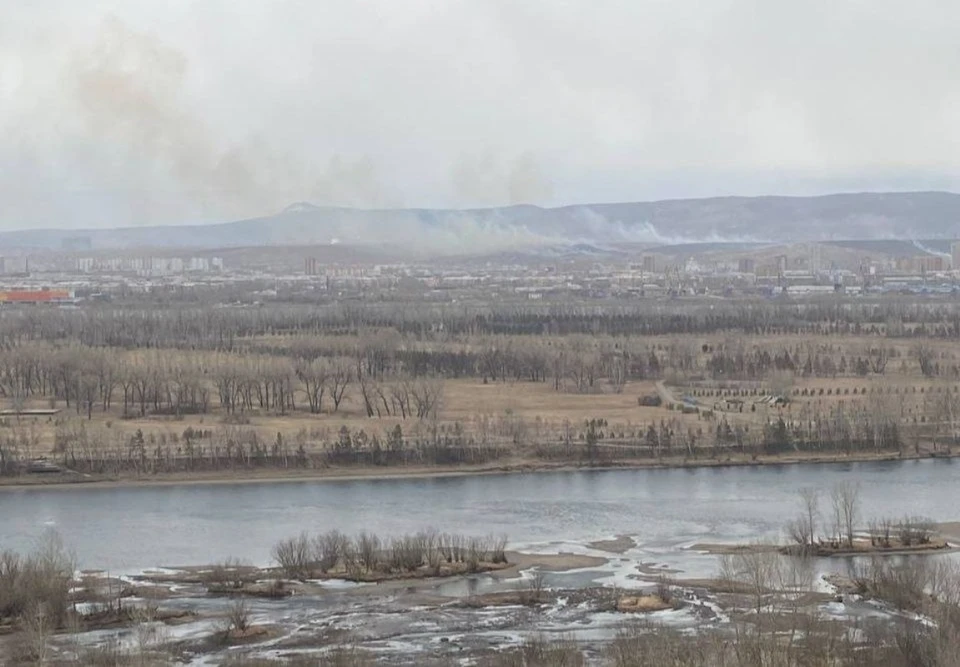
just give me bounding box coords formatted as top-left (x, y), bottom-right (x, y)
top-left (501, 636), bottom-right (584, 666)
top-left (607, 626), bottom-right (719, 667)
top-left (313, 530), bottom-right (348, 573)
top-left (226, 598), bottom-right (251, 633)
top-left (655, 575), bottom-right (673, 604)
top-left (898, 516), bottom-right (936, 546)
top-left (389, 535), bottom-right (425, 572)
top-left (206, 557), bottom-right (250, 590)
top-left (490, 534), bottom-right (509, 564)
top-left (271, 529), bottom-right (509, 579)
top-left (355, 532), bottom-right (381, 572)
top-left (223, 649), bottom-right (376, 666)
top-left (0, 531), bottom-right (75, 629)
top-left (272, 533), bottom-right (312, 579)
top-left (519, 569), bottom-right (546, 606)
top-left (852, 557), bottom-right (931, 612)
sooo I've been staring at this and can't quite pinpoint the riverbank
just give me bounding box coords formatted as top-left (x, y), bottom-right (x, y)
top-left (0, 448), bottom-right (948, 491)
top-left (691, 539), bottom-right (954, 558)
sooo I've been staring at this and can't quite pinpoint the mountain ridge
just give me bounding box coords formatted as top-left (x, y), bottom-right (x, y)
top-left (6, 191), bottom-right (960, 253)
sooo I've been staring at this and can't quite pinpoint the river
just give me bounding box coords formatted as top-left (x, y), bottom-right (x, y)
top-left (0, 458), bottom-right (955, 573)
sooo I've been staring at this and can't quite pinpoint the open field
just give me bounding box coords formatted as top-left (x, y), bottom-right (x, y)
top-left (0, 299), bottom-right (957, 486)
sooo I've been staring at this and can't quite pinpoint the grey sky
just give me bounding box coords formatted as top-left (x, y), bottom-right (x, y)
top-left (2, 0), bottom-right (960, 229)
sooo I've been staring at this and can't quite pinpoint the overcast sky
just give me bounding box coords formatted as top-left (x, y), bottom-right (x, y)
top-left (3, 0), bottom-right (960, 229)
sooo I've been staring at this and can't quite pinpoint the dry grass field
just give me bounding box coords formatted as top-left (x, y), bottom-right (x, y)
top-left (0, 377), bottom-right (699, 459)
top-left (2, 304), bottom-right (959, 484)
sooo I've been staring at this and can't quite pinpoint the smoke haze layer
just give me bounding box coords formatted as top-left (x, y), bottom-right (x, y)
top-left (5, 2), bottom-right (960, 230)
top-left (4, 192), bottom-right (960, 255)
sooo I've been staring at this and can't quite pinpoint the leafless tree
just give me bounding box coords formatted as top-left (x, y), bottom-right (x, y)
top-left (296, 358), bottom-right (329, 414)
top-left (831, 481), bottom-right (860, 548)
top-left (786, 487), bottom-right (820, 551)
top-left (915, 342), bottom-right (937, 378)
top-left (608, 353), bottom-right (628, 394)
top-left (357, 369), bottom-right (379, 417)
top-left (410, 378), bottom-right (444, 420)
top-left (866, 345), bottom-right (889, 374)
top-left (328, 357), bottom-right (353, 412)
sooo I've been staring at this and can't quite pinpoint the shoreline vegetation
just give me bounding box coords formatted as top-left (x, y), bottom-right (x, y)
top-left (3, 302), bottom-right (960, 505)
top-left (692, 538), bottom-right (952, 558)
top-left (0, 447), bottom-right (947, 491)
top-left (0, 529), bottom-right (619, 663)
top-left (692, 481), bottom-right (955, 559)
top-left (269, 529), bottom-right (510, 583)
top-left (5, 519), bottom-right (960, 664)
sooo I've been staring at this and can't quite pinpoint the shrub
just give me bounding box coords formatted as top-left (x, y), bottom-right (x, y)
top-left (355, 532), bottom-right (381, 572)
top-left (227, 598), bottom-right (251, 633)
top-left (519, 570), bottom-right (546, 606)
top-left (313, 530), bottom-right (348, 573)
top-left (272, 533), bottom-right (312, 579)
top-left (271, 528), bottom-right (509, 579)
top-left (852, 557), bottom-right (931, 612)
top-left (206, 557), bottom-right (249, 590)
top-left (490, 534), bottom-right (509, 564)
top-left (0, 531), bottom-right (74, 629)
top-left (898, 516), bottom-right (935, 546)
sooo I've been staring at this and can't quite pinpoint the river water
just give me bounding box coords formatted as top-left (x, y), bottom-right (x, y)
top-left (0, 459), bottom-right (955, 573)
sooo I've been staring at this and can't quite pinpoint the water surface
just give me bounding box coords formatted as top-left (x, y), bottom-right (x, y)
top-left (0, 459), bottom-right (954, 572)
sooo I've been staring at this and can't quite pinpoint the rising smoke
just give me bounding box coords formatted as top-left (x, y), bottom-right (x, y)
top-left (55, 18), bottom-right (393, 224)
top-left (451, 151), bottom-right (553, 207)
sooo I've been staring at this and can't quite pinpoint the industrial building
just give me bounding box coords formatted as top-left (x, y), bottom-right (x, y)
top-left (0, 289), bottom-right (75, 304)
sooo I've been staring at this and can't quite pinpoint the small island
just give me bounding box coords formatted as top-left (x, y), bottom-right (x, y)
top-left (694, 482), bottom-right (952, 558)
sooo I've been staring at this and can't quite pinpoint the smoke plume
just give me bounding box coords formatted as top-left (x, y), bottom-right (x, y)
top-left (60, 18), bottom-right (391, 223)
top-left (452, 151), bottom-right (553, 207)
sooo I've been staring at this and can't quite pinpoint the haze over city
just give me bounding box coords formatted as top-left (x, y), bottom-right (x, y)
top-left (4, 0), bottom-right (960, 230)
top-left (5, 3), bottom-right (960, 665)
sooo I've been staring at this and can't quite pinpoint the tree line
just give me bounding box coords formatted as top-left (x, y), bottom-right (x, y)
top-left (6, 297), bottom-right (960, 349)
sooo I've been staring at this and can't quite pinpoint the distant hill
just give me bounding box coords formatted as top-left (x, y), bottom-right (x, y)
top-left (4, 191), bottom-right (960, 254)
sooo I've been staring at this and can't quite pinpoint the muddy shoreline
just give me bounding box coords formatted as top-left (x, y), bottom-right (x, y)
top-left (5, 529), bottom-right (950, 665)
top-left (0, 448), bottom-right (941, 492)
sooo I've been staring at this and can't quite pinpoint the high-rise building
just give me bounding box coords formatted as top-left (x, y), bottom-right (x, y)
top-left (0, 257), bottom-right (29, 275)
top-left (304, 257), bottom-right (319, 275)
top-left (918, 256), bottom-right (946, 273)
top-left (951, 242), bottom-right (960, 270)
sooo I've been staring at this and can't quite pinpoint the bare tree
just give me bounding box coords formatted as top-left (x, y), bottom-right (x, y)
top-left (608, 353), bottom-right (628, 394)
top-left (296, 358), bottom-right (328, 414)
top-left (831, 481), bottom-right (860, 548)
top-left (328, 358), bottom-right (353, 413)
top-left (866, 345), bottom-right (889, 374)
top-left (786, 487), bottom-right (820, 551)
top-left (915, 342), bottom-right (937, 378)
top-left (410, 378), bottom-right (444, 420)
top-left (357, 369), bottom-right (380, 418)
top-left (719, 544), bottom-right (781, 617)
top-left (926, 382), bottom-right (960, 450)
top-left (390, 380), bottom-right (413, 420)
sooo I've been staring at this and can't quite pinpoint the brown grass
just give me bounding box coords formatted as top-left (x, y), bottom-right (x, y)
top-left (616, 594), bottom-right (672, 613)
top-left (0, 377), bottom-right (698, 460)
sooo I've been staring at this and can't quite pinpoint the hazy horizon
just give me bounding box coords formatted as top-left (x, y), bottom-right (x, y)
top-left (0, 187), bottom-right (956, 235)
top-left (5, 1), bottom-right (960, 231)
